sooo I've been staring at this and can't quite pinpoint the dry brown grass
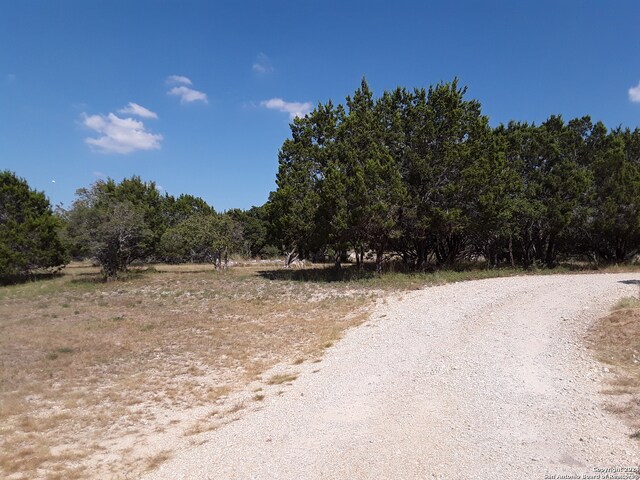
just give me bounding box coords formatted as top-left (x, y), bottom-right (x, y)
top-left (0, 262), bottom-right (375, 479)
top-left (266, 373), bottom-right (299, 385)
top-left (145, 450), bottom-right (172, 471)
top-left (586, 290), bottom-right (640, 437)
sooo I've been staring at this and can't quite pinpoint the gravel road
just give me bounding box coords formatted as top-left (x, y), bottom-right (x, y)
top-left (146, 274), bottom-right (640, 480)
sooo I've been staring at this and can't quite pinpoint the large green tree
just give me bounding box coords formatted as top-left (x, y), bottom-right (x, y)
top-left (267, 104), bottom-right (337, 265)
top-left (342, 79), bottom-right (406, 272)
top-left (587, 126), bottom-right (640, 262)
top-left (226, 205), bottom-right (272, 257)
top-left (160, 213), bottom-right (242, 268)
top-left (97, 176), bottom-right (166, 259)
top-left (163, 193), bottom-right (214, 228)
top-left (0, 171), bottom-right (68, 278)
top-left (65, 180), bottom-right (153, 278)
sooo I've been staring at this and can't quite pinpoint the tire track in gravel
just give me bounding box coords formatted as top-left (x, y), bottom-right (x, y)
top-left (145, 274), bottom-right (640, 480)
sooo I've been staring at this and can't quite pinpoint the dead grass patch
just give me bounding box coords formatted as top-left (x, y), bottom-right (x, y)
top-left (0, 263), bottom-right (374, 479)
top-left (266, 373), bottom-right (299, 385)
top-left (227, 402), bottom-right (246, 414)
top-left (145, 450), bottom-right (172, 471)
top-left (587, 290), bottom-right (640, 436)
top-left (184, 421), bottom-right (219, 437)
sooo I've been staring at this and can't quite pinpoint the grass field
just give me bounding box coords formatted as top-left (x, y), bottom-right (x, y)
top-left (0, 263), bottom-right (381, 479)
top-left (2, 261), bottom-right (639, 479)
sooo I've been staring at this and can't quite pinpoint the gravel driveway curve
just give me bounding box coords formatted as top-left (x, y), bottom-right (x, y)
top-left (145, 274), bottom-right (640, 480)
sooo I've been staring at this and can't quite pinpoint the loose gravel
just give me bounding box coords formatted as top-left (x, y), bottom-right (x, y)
top-left (145, 273), bottom-right (640, 480)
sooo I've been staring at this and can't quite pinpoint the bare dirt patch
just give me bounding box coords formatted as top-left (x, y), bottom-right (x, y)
top-left (0, 263), bottom-right (375, 479)
top-left (587, 292), bottom-right (640, 438)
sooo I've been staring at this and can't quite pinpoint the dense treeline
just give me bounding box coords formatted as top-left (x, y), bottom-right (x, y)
top-left (268, 78), bottom-right (640, 272)
top-left (2, 78), bottom-right (640, 279)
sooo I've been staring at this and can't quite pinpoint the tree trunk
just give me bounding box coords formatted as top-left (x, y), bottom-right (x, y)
top-left (334, 249), bottom-right (342, 269)
top-left (375, 247), bottom-right (384, 274)
top-left (545, 233), bottom-right (556, 268)
top-left (284, 248), bottom-right (297, 268)
top-left (416, 243), bottom-right (426, 270)
top-left (356, 245), bottom-right (365, 272)
top-left (508, 235), bottom-right (515, 268)
top-left (616, 238), bottom-right (627, 263)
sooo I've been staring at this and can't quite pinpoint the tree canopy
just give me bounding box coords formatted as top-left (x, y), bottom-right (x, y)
top-left (0, 171), bottom-right (68, 279)
top-left (267, 78), bottom-right (640, 270)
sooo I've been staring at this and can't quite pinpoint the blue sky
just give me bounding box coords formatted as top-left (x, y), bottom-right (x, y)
top-left (2, 1), bottom-right (640, 211)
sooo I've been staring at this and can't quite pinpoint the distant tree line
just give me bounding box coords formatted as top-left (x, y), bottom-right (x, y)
top-left (268, 78), bottom-right (640, 272)
top-left (59, 177), bottom-right (274, 277)
top-left (2, 78), bottom-right (640, 280)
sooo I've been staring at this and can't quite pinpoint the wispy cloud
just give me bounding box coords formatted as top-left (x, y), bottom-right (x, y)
top-left (6, 73), bottom-right (17, 83)
top-left (252, 53), bottom-right (274, 74)
top-left (166, 75), bottom-right (193, 86)
top-left (82, 112), bottom-right (162, 154)
top-left (166, 75), bottom-right (208, 104)
top-left (118, 102), bottom-right (158, 119)
top-left (261, 98), bottom-right (312, 119)
top-left (629, 81), bottom-right (640, 103)
top-left (168, 86), bottom-right (208, 104)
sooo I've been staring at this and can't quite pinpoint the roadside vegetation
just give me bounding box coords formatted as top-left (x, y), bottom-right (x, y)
top-left (588, 287), bottom-right (640, 439)
top-left (0, 263), bottom-right (375, 479)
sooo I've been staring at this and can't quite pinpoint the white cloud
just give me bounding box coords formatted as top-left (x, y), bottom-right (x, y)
top-left (166, 75), bottom-right (208, 105)
top-left (118, 102), bottom-right (158, 119)
top-left (629, 82), bottom-right (640, 103)
top-left (261, 98), bottom-right (312, 119)
top-left (252, 64), bottom-right (267, 74)
top-left (252, 53), bottom-right (274, 74)
top-left (166, 75), bottom-right (192, 85)
top-left (168, 86), bottom-right (208, 104)
top-left (82, 112), bottom-right (163, 154)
